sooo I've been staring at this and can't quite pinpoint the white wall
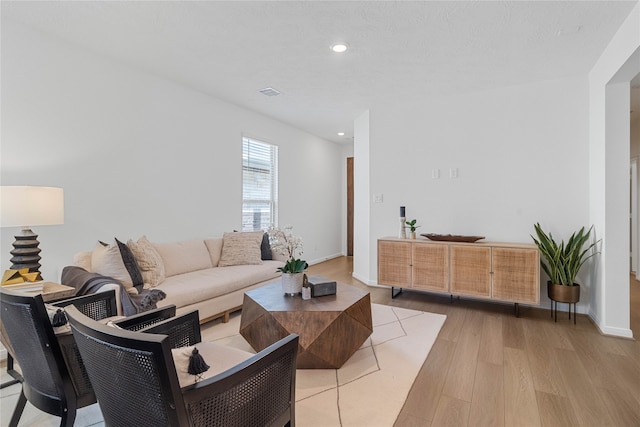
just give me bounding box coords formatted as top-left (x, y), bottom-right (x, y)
top-left (588, 2), bottom-right (640, 338)
top-left (0, 21), bottom-right (346, 281)
top-left (353, 111), bottom-right (371, 284)
top-left (355, 76), bottom-right (592, 311)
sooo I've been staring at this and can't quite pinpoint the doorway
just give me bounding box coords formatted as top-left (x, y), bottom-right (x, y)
top-left (347, 157), bottom-right (354, 256)
top-left (631, 157), bottom-right (638, 277)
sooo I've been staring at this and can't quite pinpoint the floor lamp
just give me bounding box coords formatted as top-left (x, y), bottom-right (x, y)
top-left (0, 186), bottom-right (64, 277)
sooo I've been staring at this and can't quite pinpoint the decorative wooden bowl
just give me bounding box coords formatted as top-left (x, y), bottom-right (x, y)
top-left (420, 233), bottom-right (485, 243)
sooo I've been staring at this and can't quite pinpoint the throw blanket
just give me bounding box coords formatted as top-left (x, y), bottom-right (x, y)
top-left (61, 266), bottom-right (166, 316)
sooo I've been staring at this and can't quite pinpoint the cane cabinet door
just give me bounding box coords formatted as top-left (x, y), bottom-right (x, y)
top-left (491, 246), bottom-right (540, 303)
top-left (378, 240), bottom-right (411, 287)
top-left (412, 242), bottom-right (449, 292)
top-left (450, 245), bottom-right (491, 298)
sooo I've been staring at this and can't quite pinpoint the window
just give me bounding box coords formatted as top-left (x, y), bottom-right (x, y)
top-left (242, 137), bottom-right (278, 231)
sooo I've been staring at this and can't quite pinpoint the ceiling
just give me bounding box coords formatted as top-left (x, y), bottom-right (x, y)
top-left (2, 1), bottom-right (638, 143)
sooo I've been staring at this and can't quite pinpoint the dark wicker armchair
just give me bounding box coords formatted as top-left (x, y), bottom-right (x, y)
top-left (65, 305), bottom-right (299, 427)
top-left (0, 288), bottom-right (178, 427)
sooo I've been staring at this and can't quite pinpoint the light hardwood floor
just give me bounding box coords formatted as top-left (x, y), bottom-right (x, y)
top-left (307, 257), bottom-right (640, 427)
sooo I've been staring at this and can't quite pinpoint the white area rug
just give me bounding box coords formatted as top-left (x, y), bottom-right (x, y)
top-left (202, 303), bottom-right (446, 427)
top-left (0, 303), bottom-right (445, 427)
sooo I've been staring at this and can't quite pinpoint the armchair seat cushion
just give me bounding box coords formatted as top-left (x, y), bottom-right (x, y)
top-left (172, 341), bottom-right (253, 388)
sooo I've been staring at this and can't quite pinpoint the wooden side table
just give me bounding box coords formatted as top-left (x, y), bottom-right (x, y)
top-left (1, 281), bottom-right (75, 302)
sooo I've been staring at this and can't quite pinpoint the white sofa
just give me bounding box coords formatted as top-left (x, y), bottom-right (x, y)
top-left (72, 232), bottom-right (285, 323)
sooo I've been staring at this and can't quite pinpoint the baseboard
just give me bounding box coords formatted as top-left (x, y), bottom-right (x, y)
top-left (588, 309), bottom-right (635, 339)
top-left (308, 253), bottom-right (343, 266)
top-left (351, 271), bottom-right (377, 286)
top-left (596, 324), bottom-right (634, 339)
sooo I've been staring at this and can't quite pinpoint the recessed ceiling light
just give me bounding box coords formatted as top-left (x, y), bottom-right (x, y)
top-left (338, 132), bottom-right (345, 136)
top-left (331, 43), bottom-right (348, 53)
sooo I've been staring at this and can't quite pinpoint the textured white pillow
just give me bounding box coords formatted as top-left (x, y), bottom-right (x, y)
top-left (128, 236), bottom-right (166, 287)
top-left (91, 242), bottom-right (134, 290)
top-left (218, 231), bottom-right (264, 267)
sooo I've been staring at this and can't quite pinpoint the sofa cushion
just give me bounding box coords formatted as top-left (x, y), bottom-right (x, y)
top-left (156, 261), bottom-right (282, 309)
top-left (154, 240), bottom-right (213, 277)
top-left (91, 242), bottom-right (138, 292)
top-left (218, 231), bottom-right (264, 267)
top-left (128, 236), bottom-right (166, 287)
top-left (172, 342), bottom-right (253, 388)
top-left (204, 238), bottom-right (223, 267)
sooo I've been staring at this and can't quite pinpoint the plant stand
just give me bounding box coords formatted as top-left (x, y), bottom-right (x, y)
top-left (548, 282), bottom-right (580, 325)
top-left (550, 300), bottom-right (578, 324)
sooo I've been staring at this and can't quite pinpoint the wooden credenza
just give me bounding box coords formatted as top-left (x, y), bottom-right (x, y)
top-left (378, 237), bottom-right (540, 312)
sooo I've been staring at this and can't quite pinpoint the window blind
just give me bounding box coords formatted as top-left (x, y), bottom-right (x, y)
top-left (242, 137), bottom-right (278, 232)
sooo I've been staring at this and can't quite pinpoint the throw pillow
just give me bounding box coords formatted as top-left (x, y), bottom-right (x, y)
top-left (73, 252), bottom-right (92, 271)
top-left (116, 238), bottom-right (144, 292)
top-left (127, 236), bottom-right (166, 287)
top-left (218, 231), bottom-right (264, 267)
top-left (91, 241), bottom-right (136, 291)
top-left (261, 232), bottom-right (273, 260)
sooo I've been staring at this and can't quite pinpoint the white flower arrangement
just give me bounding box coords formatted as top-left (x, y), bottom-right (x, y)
top-left (268, 225), bottom-right (308, 273)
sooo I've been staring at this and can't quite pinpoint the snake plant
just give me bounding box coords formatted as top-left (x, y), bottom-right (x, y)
top-left (531, 223), bottom-right (600, 286)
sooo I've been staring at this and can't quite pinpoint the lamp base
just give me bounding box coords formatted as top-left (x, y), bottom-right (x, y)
top-left (9, 228), bottom-right (42, 274)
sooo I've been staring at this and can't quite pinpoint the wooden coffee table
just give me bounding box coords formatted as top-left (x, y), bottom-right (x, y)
top-left (239, 281), bottom-right (373, 369)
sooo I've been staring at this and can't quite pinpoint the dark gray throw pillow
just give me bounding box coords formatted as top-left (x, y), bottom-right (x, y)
top-left (261, 232), bottom-right (272, 260)
top-left (115, 238), bottom-right (144, 291)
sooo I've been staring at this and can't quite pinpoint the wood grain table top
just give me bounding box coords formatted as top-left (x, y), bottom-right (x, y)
top-left (243, 280), bottom-right (369, 312)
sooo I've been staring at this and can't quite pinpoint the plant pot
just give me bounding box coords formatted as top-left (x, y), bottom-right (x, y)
top-left (547, 281), bottom-right (580, 303)
top-left (282, 272), bottom-right (304, 296)
top-left (410, 231), bottom-right (417, 240)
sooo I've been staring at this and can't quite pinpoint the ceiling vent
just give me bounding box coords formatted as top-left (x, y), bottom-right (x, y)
top-left (259, 87), bottom-right (281, 96)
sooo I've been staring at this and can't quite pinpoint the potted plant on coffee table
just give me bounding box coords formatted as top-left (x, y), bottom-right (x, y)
top-left (268, 225), bottom-right (308, 296)
top-left (531, 223), bottom-right (600, 322)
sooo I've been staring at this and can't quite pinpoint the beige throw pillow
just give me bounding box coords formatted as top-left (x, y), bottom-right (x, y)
top-left (73, 252), bottom-right (92, 271)
top-left (218, 231), bottom-right (264, 267)
top-left (127, 236), bottom-right (166, 287)
top-left (153, 240), bottom-right (213, 277)
top-left (91, 242), bottom-right (135, 291)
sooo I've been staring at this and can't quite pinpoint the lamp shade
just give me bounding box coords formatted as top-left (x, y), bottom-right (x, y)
top-left (0, 186), bottom-right (64, 228)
